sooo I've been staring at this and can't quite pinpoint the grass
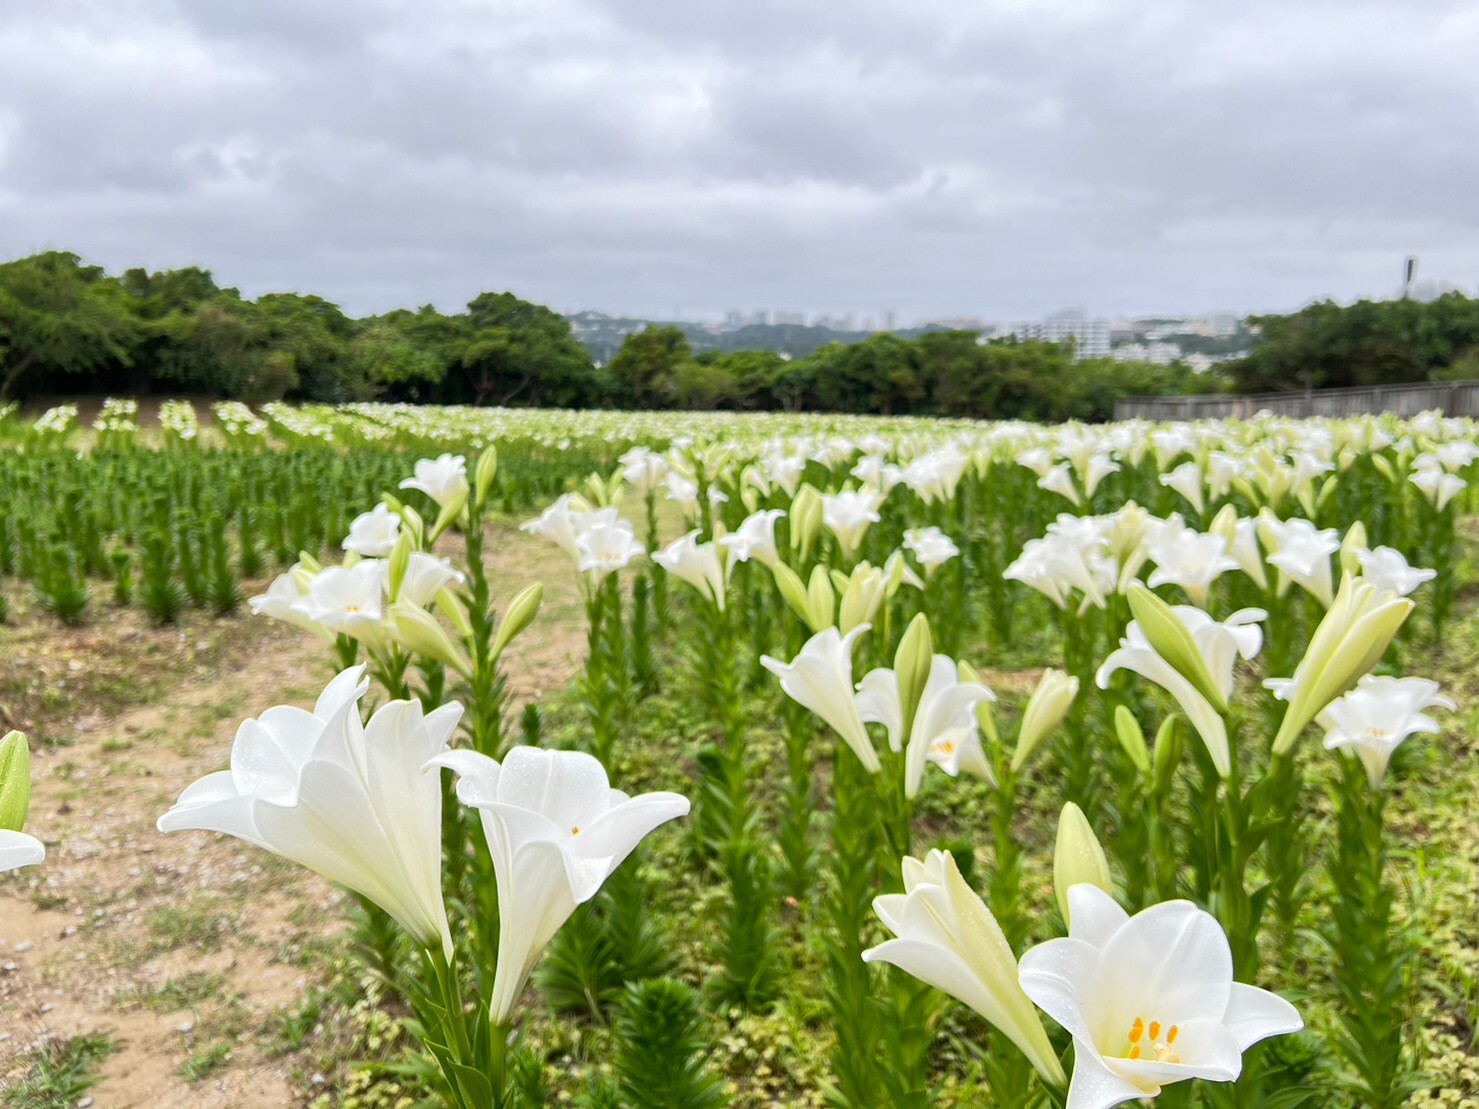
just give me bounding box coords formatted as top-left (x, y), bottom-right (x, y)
top-left (2, 1032), bottom-right (121, 1108)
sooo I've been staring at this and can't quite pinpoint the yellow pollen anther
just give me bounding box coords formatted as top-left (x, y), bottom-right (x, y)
top-left (1128, 1045), bottom-right (1141, 1059)
top-left (1167, 1025), bottom-right (1179, 1044)
top-left (1148, 1021), bottom-right (1161, 1041)
top-left (571, 827), bottom-right (580, 835)
top-left (1128, 1019), bottom-right (1144, 1044)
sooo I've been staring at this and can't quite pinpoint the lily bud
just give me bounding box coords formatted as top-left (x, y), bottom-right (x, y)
top-left (789, 485), bottom-right (823, 560)
top-left (388, 603), bottom-right (472, 678)
top-left (894, 614), bottom-right (935, 743)
top-left (1126, 583), bottom-right (1228, 714)
top-left (772, 563), bottom-right (815, 629)
top-left (1339, 522), bottom-right (1367, 577)
top-left (1012, 668), bottom-right (1078, 771)
top-left (434, 586), bottom-right (475, 639)
top-left (491, 582), bottom-right (544, 663)
top-left (400, 506), bottom-right (426, 551)
top-left (0, 731), bottom-right (32, 832)
top-left (1053, 802), bottom-right (1111, 925)
top-left (428, 484), bottom-right (470, 542)
top-left (380, 492), bottom-right (404, 515)
top-left (1113, 706), bottom-right (1151, 773)
top-left (387, 529), bottom-right (414, 602)
top-left (838, 563), bottom-right (886, 636)
top-left (1269, 574), bottom-right (1414, 755)
top-left (805, 565), bottom-right (837, 632)
top-left (297, 550), bottom-right (324, 575)
top-left (1153, 715), bottom-right (1183, 796)
top-left (474, 445), bottom-right (498, 510)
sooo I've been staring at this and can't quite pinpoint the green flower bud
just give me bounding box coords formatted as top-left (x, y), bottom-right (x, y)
top-left (1053, 802), bottom-right (1111, 925)
top-left (0, 731), bottom-right (33, 833)
top-left (491, 583), bottom-right (544, 663)
top-left (1113, 706), bottom-right (1151, 774)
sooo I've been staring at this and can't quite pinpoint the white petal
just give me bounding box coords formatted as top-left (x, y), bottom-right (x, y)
top-left (1222, 983), bottom-right (1303, 1051)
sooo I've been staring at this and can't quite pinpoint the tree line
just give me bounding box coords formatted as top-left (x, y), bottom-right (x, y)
top-left (8, 249), bottom-right (1477, 420)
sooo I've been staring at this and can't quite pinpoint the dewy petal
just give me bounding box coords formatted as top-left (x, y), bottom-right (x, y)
top-left (1016, 936), bottom-right (1103, 1045)
top-left (572, 792), bottom-right (691, 864)
top-left (1065, 1041), bottom-right (1157, 1109)
top-left (426, 748), bottom-right (502, 807)
top-left (1222, 982), bottom-right (1304, 1050)
top-left (855, 668), bottom-right (903, 751)
top-left (0, 829), bottom-right (46, 872)
top-left (494, 747), bottom-right (612, 832)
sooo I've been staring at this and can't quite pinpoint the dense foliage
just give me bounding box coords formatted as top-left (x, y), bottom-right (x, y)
top-left (0, 252), bottom-right (1206, 420)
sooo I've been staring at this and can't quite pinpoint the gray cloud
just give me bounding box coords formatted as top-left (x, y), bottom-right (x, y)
top-left (2, 0), bottom-right (1476, 322)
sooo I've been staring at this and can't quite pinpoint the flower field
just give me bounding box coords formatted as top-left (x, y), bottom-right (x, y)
top-left (1, 399), bottom-right (1477, 1107)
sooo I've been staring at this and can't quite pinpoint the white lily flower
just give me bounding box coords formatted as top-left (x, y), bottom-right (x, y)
top-left (1146, 532), bottom-right (1239, 609)
top-left (1097, 606), bottom-right (1265, 776)
top-left (653, 529), bottom-right (730, 610)
top-left (343, 503), bottom-right (401, 558)
top-left (1038, 463), bottom-right (1081, 505)
top-left (1081, 452), bottom-right (1121, 498)
top-left (821, 489), bottom-right (884, 557)
top-left (618, 446), bottom-right (670, 494)
top-left (1209, 507), bottom-right (1267, 590)
top-left (250, 563), bottom-right (335, 642)
top-left (855, 655), bottom-right (994, 797)
top-left (427, 746), bottom-right (689, 1025)
top-left (903, 527), bottom-right (960, 570)
top-left (1258, 515), bottom-right (1340, 606)
top-left (398, 552), bottom-right (465, 608)
top-left (1318, 675), bottom-right (1454, 788)
top-left (574, 515), bottom-right (645, 584)
top-left (1018, 885), bottom-right (1303, 1109)
top-left (0, 830), bottom-right (44, 872)
top-left (1353, 546), bottom-right (1436, 598)
top-left (158, 668), bottom-right (458, 958)
top-left (719, 509), bottom-right (786, 568)
top-left (292, 561), bottom-right (388, 646)
top-left (762, 625), bottom-right (879, 773)
top-left (863, 850), bottom-right (1066, 1087)
top-left (400, 454), bottom-right (470, 510)
top-left (1159, 461), bottom-right (1205, 515)
top-left (521, 494), bottom-right (596, 562)
top-left (1410, 466), bottom-right (1465, 509)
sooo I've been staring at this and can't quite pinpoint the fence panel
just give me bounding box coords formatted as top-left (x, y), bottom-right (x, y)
top-left (1114, 380), bottom-right (1479, 422)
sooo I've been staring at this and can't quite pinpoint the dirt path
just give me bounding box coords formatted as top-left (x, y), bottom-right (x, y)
top-left (0, 522), bottom-right (587, 1106)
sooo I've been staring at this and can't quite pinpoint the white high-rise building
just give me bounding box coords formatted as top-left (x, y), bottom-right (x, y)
top-left (1001, 308), bottom-right (1111, 360)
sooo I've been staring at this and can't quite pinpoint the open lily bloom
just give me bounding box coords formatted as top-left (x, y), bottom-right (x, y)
top-left (291, 560), bottom-right (389, 646)
top-left (856, 654), bottom-right (994, 797)
top-left (1159, 461), bottom-right (1205, 515)
top-left (575, 514), bottom-right (646, 584)
top-left (821, 489), bottom-right (884, 558)
top-left (1146, 532), bottom-right (1239, 609)
top-left (0, 830), bottom-right (44, 872)
top-left (1259, 515), bottom-right (1340, 606)
top-left (863, 850), bottom-right (1065, 1087)
top-left (158, 668), bottom-right (458, 958)
top-left (653, 529), bottom-right (730, 610)
top-left (1318, 675), bottom-right (1454, 788)
top-left (1097, 606), bottom-right (1264, 776)
top-left (762, 625), bottom-right (879, 773)
top-left (1410, 466), bottom-right (1465, 509)
top-left (1354, 546), bottom-right (1437, 598)
top-left (250, 562), bottom-right (335, 642)
top-left (398, 552), bottom-right (465, 608)
top-left (428, 746), bottom-right (689, 1025)
top-left (400, 453), bottom-right (470, 509)
top-left (1018, 885), bottom-right (1302, 1109)
top-left (720, 509), bottom-right (786, 567)
top-left (903, 526), bottom-right (959, 570)
top-left (343, 503), bottom-right (401, 558)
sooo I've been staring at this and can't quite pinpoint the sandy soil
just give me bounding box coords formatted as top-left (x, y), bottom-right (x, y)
top-left (0, 523), bottom-right (587, 1106)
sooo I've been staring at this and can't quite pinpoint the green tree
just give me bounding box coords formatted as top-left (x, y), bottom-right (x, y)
top-left (610, 325), bottom-right (691, 408)
top-left (447, 292), bottom-right (597, 406)
top-left (0, 252), bottom-right (140, 398)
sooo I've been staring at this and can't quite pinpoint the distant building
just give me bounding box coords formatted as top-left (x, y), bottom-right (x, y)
top-left (774, 310), bottom-right (807, 326)
top-left (1001, 308), bottom-right (1111, 360)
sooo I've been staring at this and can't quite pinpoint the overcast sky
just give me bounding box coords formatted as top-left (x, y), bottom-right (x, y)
top-left (2, 0), bottom-right (1477, 324)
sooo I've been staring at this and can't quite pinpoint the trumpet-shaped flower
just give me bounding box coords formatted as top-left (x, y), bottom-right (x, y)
top-left (398, 552), bottom-right (464, 608)
top-left (292, 561), bottom-right (389, 646)
top-left (1266, 574), bottom-right (1414, 755)
top-left (1097, 605), bottom-right (1265, 776)
top-left (720, 509), bottom-right (786, 567)
top-left (1146, 532), bottom-right (1239, 609)
top-left (821, 489), bottom-right (884, 557)
top-left (158, 668), bottom-right (458, 958)
top-left (521, 494), bottom-right (596, 562)
top-left (863, 850), bottom-right (1066, 1087)
top-left (1318, 675), bottom-right (1454, 788)
top-left (250, 562), bottom-right (334, 642)
top-left (575, 514), bottom-right (646, 584)
top-left (1354, 546), bottom-right (1436, 597)
top-left (427, 746), bottom-right (689, 1025)
top-left (1018, 885), bottom-right (1302, 1109)
top-left (343, 504), bottom-right (401, 558)
top-left (618, 446), bottom-right (670, 495)
top-left (903, 527), bottom-right (959, 571)
top-left (653, 529), bottom-right (730, 610)
top-left (761, 626), bottom-right (879, 773)
top-left (1410, 465), bottom-right (1465, 509)
top-left (1259, 515), bottom-right (1340, 606)
top-left (400, 454), bottom-right (470, 510)
top-left (1159, 461), bottom-right (1205, 515)
top-left (855, 655), bottom-right (994, 797)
